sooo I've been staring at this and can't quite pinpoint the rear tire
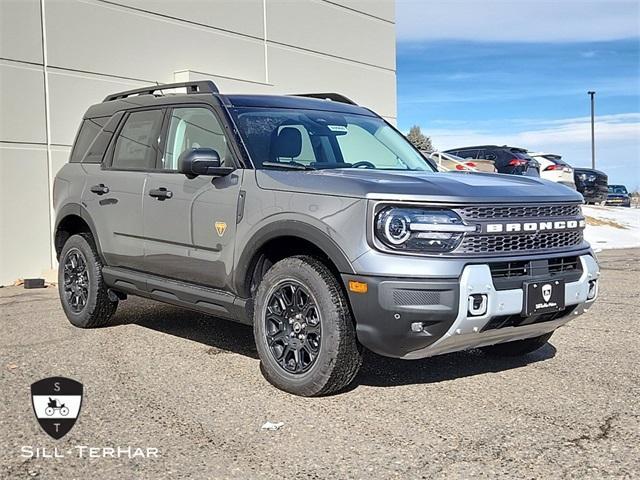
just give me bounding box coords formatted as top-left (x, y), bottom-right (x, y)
top-left (253, 255), bottom-right (362, 396)
top-left (58, 233), bottom-right (118, 328)
top-left (481, 332), bottom-right (553, 357)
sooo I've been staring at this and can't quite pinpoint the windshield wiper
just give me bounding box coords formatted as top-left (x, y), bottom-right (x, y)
top-left (261, 162), bottom-right (315, 171)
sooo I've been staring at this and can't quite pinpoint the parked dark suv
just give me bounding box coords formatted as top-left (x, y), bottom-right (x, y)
top-left (444, 145), bottom-right (540, 176)
top-left (53, 81), bottom-right (599, 396)
top-left (606, 185), bottom-right (631, 207)
top-left (574, 168), bottom-right (608, 205)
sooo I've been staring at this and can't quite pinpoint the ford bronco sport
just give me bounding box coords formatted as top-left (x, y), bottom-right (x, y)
top-left (53, 81), bottom-right (600, 396)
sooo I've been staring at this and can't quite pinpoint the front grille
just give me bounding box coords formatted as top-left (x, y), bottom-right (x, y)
top-left (489, 261), bottom-right (529, 278)
top-left (488, 256), bottom-right (583, 290)
top-left (548, 256), bottom-right (580, 274)
top-left (458, 204), bottom-right (581, 220)
top-left (458, 231), bottom-right (583, 254)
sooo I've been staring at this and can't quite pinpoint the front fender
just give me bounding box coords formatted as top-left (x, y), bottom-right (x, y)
top-left (233, 215), bottom-right (356, 296)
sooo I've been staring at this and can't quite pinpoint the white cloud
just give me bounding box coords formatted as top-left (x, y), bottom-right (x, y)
top-left (397, 0), bottom-right (640, 42)
top-left (425, 113), bottom-right (640, 188)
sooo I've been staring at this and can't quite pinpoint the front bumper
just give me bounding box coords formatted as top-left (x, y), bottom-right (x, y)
top-left (343, 254), bottom-right (599, 359)
top-left (605, 197), bottom-right (631, 207)
top-left (579, 186), bottom-right (608, 203)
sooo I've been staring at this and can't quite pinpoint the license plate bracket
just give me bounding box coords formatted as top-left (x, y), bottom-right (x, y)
top-left (524, 279), bottom-right (565, 316)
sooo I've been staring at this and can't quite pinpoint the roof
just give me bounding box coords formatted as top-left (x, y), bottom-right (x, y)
top-left (84, 81), bottom-right (375, 119)
top-left (443, 145), bottom-right (527, 152)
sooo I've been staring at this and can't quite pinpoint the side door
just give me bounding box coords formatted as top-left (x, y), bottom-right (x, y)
top-left (83, 108), bottom-right (164, 270)
top-left (142, 105), bottom-right (243, 289)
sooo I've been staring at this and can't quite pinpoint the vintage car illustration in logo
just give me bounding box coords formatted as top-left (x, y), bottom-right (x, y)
top-left (31, 377), bottom-right (83, 439)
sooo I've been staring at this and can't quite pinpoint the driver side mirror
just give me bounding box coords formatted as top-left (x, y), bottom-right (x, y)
top-left (178, 148), bottom-right (234, 179)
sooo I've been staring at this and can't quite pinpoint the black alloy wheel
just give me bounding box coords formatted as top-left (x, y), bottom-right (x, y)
top-left (253, 255), bottom-right (362, 396)
top-left (63, 248), bottom-right (89, 313)
top-left (58, 233), bottom-right (118, 328)
top-left (264, 280), bottom-right (322, 374)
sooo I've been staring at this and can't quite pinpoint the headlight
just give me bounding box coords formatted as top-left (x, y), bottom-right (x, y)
top-left (578, 173), bottom-right (597, 182)
top-left (375, 207), bottom-right (475, 253)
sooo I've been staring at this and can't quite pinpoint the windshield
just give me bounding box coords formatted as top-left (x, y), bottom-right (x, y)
top-left (608, 185), bottom-right (628, 194)
top-left (230, 107), bottom-right (435, 171)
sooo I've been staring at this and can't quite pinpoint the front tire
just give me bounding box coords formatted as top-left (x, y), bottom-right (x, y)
top-left (58, 233), bottom-right (118, 328)
top-left (481, 332), bottom-right (553, 357)
top-left (253, 256), bottom-right (362, 396)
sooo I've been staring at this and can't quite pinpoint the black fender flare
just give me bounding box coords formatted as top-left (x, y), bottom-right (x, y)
top-left (54, 203), bottom-right (105, 262)
top-left (233, 219), bottom-right (355, 296)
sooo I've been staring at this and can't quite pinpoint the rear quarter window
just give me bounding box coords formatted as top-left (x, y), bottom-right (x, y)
top-left (82, 112), bottom-right (125, 164)
top-left (69, 117), bottom-right (109, 163)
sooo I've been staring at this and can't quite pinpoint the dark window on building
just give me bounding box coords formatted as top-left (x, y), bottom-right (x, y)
top-left (69, 117), bottom-right (109, 163)
top-left (112, 110), bottom-right (164, 170)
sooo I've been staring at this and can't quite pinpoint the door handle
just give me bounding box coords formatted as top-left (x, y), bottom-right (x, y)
top-left (90, 184), bottom-right (109, 195)
top-left (149, 187), bottom-right (173, 200)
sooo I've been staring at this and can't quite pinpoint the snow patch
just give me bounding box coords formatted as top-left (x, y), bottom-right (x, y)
top-left (583, 205), bottom-right (640, 250)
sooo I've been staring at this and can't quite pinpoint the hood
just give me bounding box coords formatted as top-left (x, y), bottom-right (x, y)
top-left (255, 169), bottom-right (584, 204)
top-left (574, 168), bottom-right (607, 177)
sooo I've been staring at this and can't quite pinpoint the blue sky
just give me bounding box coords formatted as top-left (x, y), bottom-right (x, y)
top-left (396, 0), bottom-right (640, 189)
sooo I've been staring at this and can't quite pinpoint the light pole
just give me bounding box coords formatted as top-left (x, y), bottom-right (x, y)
top-left (588, 91), bottom-right (595, 169)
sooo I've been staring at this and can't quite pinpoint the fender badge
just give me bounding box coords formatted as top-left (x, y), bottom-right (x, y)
top-left (215, 221), bottom-right (227, 237)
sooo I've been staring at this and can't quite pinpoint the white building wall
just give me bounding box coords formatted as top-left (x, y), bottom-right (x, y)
top-left (0, 0), bottom-right (396, 285)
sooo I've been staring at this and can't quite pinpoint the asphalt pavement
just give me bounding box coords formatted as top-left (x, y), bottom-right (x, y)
top-left (1, 248), bottom-right (639, 479)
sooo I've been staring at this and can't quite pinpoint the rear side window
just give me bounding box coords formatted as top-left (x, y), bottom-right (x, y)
top-left (69, 117), bottom-right (109, 163)
top-left (82, 112), bottom-right (125, 164)
top-left (112, 109), bottom-right (164, 170)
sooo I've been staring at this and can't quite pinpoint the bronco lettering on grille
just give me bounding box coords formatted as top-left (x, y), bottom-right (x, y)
top-left (483, 219), bottom-right (586, 234)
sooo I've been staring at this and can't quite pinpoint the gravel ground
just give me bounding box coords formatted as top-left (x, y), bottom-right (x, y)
top-left (1, 248), bottom-right (639, 479)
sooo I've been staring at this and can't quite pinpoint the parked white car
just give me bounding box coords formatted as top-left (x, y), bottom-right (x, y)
top-left (529, 152), bottom-right (576, 189)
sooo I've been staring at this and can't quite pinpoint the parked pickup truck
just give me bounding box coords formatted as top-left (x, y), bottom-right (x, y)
top-left (53, 81), bottom-right (600, 396)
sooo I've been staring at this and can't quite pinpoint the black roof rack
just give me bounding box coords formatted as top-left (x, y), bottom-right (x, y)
top-left (103, 80), bottom-right (219, 102)
top-left (291, 93), bottom-right (358, 105)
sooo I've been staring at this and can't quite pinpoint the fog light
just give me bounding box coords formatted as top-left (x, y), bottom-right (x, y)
top-left (587, 280), bottom-right (598, 300)
top-left (468, 294), bottom-right (488, 316)
top-left (410, 322), bottom-right (433, 335)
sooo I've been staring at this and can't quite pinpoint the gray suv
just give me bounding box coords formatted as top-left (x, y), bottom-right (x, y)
top-left (54, 81), bottom-right (600, 396)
